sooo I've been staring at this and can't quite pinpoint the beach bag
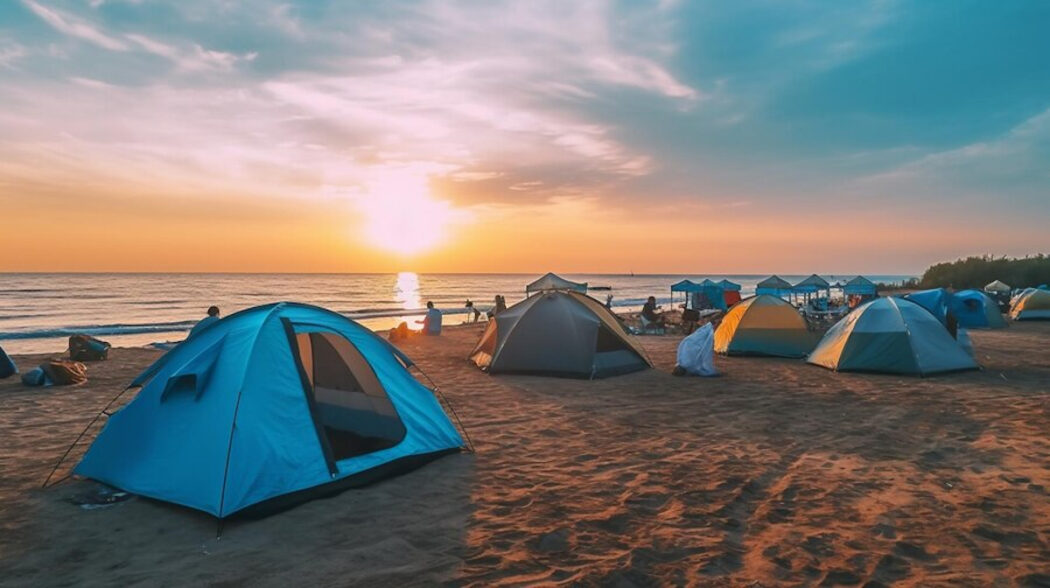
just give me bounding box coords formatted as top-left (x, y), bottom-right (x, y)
top-left (41, 359), bottom-right (88, 386)
top-left (69, 335), bottom-right (111, 361)
top-left (21, 367), bottom-right (47, 387)
top-left (0, 345), bottom-right (16, 379)
top-left (675, 323), bottom-right (718, 377)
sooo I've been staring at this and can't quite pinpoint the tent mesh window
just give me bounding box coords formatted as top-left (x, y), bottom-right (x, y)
top-left (296, 332), bottom-right (407, 461)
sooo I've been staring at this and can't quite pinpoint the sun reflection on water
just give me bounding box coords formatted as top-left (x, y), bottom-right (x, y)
top-left (394, 271), bottom-right (423, 329)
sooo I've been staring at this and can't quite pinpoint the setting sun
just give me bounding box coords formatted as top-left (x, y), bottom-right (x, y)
top-left (357, 172), bottom-right (465, 256)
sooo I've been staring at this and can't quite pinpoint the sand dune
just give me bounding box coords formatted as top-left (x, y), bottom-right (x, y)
top-left (2, 322), bottom-right (1050, 586)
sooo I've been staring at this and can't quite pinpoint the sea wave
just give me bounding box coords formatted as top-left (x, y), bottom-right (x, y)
top-left (0, 299), bottom-right (652, 343)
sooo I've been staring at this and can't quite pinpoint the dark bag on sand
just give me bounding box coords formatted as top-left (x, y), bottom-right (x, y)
top-left (0, 345), bottom-right (16, 379)
top-left (69, 334), bottom-right (111, 361)
top-left (41, 359), bottom-right (88, 386)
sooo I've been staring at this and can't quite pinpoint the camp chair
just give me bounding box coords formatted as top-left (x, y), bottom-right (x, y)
top-left (638, 314), bottom-right (665, 335)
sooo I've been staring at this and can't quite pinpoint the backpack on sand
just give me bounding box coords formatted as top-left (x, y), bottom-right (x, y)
top-left (69, 335), bottom-right (111, 362)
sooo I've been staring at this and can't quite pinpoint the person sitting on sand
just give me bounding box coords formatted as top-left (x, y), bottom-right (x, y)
top-left (641, 296), bottom-right (664, 327)
top-left (188, 306), bottom-right (220, 338)
top-left (417, 301), bottom-right (443, 335)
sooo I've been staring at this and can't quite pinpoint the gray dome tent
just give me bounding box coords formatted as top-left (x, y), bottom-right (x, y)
top-left (807, 297), bottom-right (978, 376)
top-left (470, 290), bottom-right (650, 378)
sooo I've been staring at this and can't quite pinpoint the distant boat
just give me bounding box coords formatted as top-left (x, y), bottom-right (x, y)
top-left (588, 285), bottom-right (612, 291)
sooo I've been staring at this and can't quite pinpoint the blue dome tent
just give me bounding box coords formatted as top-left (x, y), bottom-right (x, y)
top-left (951, 290), bottom-right (1007, 329)
top-left (808, 297), bottom-right (978, 376)
top-left (903, 288), bottom-right (951, 325)
top-left (74, 302), bottom-right (465, 518)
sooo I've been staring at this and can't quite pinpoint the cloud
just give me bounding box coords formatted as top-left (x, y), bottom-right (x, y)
top-left (22, 0), bottom-right (128, 51)
top-left (125, 33), bottom-right (250, 72)
top-left (0, 43), bottom-right (27, 69)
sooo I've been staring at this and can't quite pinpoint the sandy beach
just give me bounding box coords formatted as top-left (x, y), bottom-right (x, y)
top-left (2, 321), bottom-right (1050, 586)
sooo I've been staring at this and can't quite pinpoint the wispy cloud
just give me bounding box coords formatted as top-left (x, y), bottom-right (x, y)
top-left (22, 0), bottom-right (128, 51)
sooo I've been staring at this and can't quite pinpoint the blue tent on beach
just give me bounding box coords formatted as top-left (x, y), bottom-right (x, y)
top-left (904, 288), bottom-right (951, 325)
top-left (717, 279), bottom-right (741, 291)
top-left (808, 297), bottom-right (978, 376)
top-left (951, 290), bottom-right (1007, 329)
top-left (0, 345), bottom-right (16, 379)
top-left (75, 302), bottom-right (465, 517)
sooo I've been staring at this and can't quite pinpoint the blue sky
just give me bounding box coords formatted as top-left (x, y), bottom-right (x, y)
top-left (1, 1), bottom-right (1047, 273)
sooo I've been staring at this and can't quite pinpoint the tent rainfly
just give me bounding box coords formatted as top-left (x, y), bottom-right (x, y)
top-left (525, 272), bottom-right (587, 295)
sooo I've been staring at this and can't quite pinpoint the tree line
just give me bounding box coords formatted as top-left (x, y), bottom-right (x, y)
top-left (919, 255), bottom-right (1050, 290)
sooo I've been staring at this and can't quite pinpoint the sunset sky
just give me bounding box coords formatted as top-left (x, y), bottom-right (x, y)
top-left (1, 1), bottom-right (1047, 274)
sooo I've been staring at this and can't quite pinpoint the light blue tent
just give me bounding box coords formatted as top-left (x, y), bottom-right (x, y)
top-left (717, 279), bottom-right (741, 291)
top-left (808, 297), bottom-right (978, 376)
top-left (951, 290), bottom-right (1007, 329)
top-left (904, 288), bottom-right (951, 325)
top-left (75, 302), bottom-right (465, 517)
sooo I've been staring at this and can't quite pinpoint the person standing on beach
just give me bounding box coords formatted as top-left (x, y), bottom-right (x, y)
top-left (189, 306), bottom-right (220, 338)
top-left (418, 301), bottom-right (442, 335)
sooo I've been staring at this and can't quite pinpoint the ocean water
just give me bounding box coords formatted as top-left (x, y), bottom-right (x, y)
top-left (0, 272), bottom-right (914, 354)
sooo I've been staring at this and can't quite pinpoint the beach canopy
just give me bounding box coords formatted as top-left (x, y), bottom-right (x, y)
top-left (793, 274), bottom-right (830, 293)
top-left (698, 281), bottom-right (727, 311)
top-left (75, 302), bottom-right (464, 518)
top-left (714, 295), bottom-right (817, 357)
top-left (717, 279), bottom-right (741, 291)
top-left (469, 290), bottom-right (650, 378)
top-left (843, 276), bottom-right (877, 296)
top-left (984, 280), bottom-right (1011, 293)
top-left (903, 288), bottom-right (951, 325)
top-left (1010, 288), bottom-right (1050, 321)
top-left (670, 279), bottom-right (701, 292)
top-left (756, 275), bottom-right (793, 296)
top-left (807, 297), bottom-right (978, 376)
top-left (951, 290), bottom-right (1007, 329)
top-left (526, 272), bottom-right (587, 295)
